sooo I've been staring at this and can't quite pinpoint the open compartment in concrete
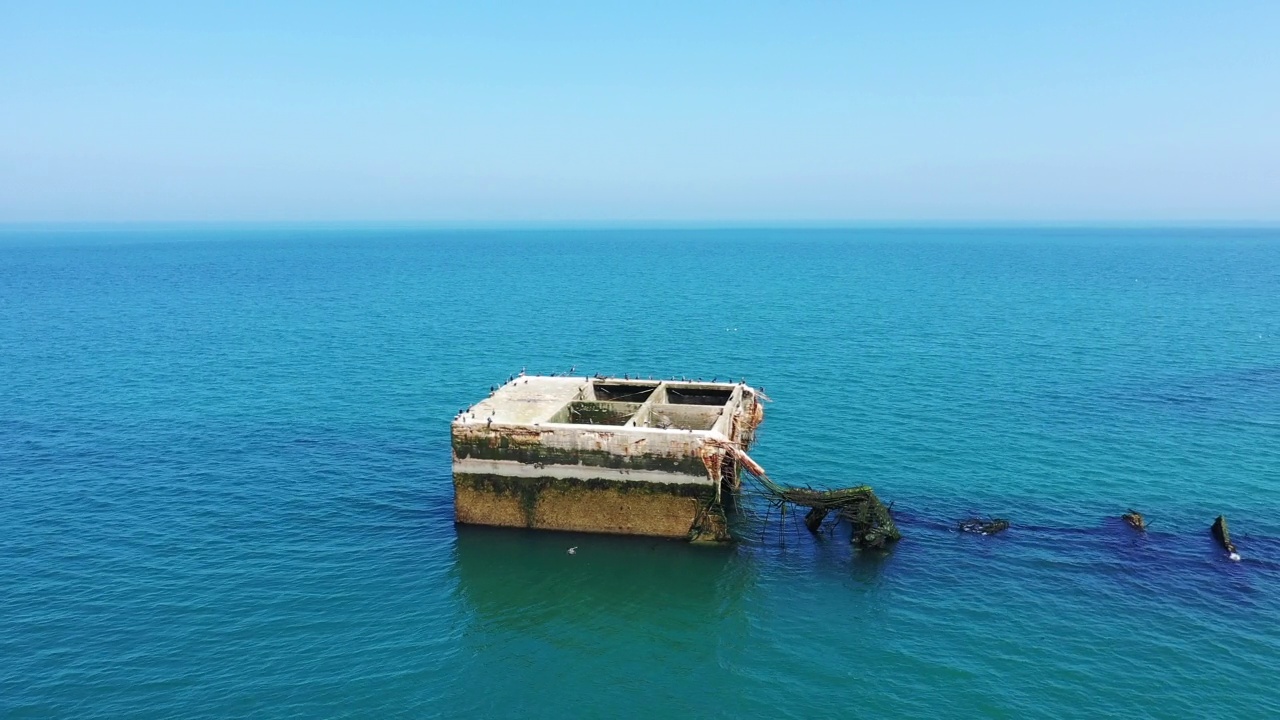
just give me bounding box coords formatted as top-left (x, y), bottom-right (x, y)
top-left (590, 382), bottom-right (658, 403)
top-left (551, 400), bottom-right (642, 426)
top-left (639, 403), bottom-right (721, 431)
top-left (665, 386), bottom-right (734, 406)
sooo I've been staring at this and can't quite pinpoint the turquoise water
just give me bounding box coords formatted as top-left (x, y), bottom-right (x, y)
top-left (2, 227), bottom-right (1278, 718)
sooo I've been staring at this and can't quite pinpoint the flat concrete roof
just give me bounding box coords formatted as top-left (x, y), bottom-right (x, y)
top-left (458, 376), bottom-right (586, 425)
top-left (454, 376), bottom-right (748, 430)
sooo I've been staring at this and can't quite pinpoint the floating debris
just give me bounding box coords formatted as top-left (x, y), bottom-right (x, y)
top-left (958, 517), bottom-right (1010, 535)
top-left (1122, 510), bottom-right (1147, 532)
top-left (1211, 515), bottom-right (1241, 561)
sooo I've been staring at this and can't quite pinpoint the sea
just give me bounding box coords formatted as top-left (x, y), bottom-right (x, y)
top-left (2, 227), bottom-right (1278, 718)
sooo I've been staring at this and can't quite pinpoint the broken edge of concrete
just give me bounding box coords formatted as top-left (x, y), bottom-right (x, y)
top-left (451, 376), bottom-right (765, 541)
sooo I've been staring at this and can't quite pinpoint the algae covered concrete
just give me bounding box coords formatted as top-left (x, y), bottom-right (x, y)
top-left (451, 376), bottom-right (764, 540)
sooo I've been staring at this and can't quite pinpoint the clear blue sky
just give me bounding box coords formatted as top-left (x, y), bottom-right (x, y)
top-left (2, 1), bottom-right (1277, 224)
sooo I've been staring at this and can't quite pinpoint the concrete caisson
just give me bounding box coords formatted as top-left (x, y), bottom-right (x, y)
top-left (451, 376), bottom-right (764, 541)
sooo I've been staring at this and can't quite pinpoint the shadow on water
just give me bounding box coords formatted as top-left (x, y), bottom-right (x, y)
top-left (886, 511), bottom-right (1280, 612)
top-left (886, 507), bottom-right (1280, 566)
top-left (728, 497), bottom-right (1280, 610)
top-left (452, 524), bottom-right (755, 631)
top-left (847, 543), bottom-right (897, 586)
top-left (1105, 363), bottom-right (1280, 416)
top-left (445, 525), bottom-right (762, 718)
top-left (450, 498), bottom-right (1280, 635)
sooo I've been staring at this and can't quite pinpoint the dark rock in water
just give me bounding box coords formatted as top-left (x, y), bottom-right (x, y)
top-left (958, 517), bottom-right (1010, 535)
top-left (1211, 515), bottom-right (1239, 558)
top-left (1122, 510), bottom-right (1147, 531)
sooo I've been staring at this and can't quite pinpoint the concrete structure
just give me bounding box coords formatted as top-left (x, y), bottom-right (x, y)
top-left (451, 376), bottom-right (765, 541)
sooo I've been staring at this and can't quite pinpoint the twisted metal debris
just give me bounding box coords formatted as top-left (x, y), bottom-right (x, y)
top-left (704, 436), bottom-right (900, 549)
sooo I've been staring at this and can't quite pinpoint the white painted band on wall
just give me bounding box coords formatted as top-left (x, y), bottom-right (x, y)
top-left (452, 458), bottom-right (713, 486)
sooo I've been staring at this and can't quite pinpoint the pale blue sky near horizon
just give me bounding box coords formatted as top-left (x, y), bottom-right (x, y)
top-left (2, 2), bottom-right (1277, 224)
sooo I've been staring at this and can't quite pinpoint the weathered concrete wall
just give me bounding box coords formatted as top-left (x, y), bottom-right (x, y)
top-left (451, 377), bottom-right (762, 542)
top-left (451, 423), bottom-right (723, 537)
top-left (452, 424), bottom-right (715, 479)
top-left (453, 473), bottom-right (727, 540)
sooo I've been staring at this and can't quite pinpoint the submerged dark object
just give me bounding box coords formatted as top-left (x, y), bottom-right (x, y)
top-left (1122, 510), bottom-right (1147, 532)
top-left (803, 507), bottom-right (829, 533)
top-left (958, 517), bottom-right (1010, 535)
top-left (1211, 515), bottom-right (1240, 560)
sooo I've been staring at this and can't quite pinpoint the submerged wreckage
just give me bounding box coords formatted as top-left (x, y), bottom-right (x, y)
top-left (450, 375), bottom-right (1248, 561)
top-left (451, 375), bottom-right (898, 544)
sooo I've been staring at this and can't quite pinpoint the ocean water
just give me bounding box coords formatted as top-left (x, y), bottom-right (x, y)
top-left (2, 227), bottom-right (1278, 718)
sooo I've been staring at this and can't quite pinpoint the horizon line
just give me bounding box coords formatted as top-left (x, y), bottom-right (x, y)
top-left (3, 219), bottom-right (1279, 233)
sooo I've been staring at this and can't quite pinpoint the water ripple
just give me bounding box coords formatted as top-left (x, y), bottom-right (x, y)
top-left (2, 227), bottom-right (1278, 717)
